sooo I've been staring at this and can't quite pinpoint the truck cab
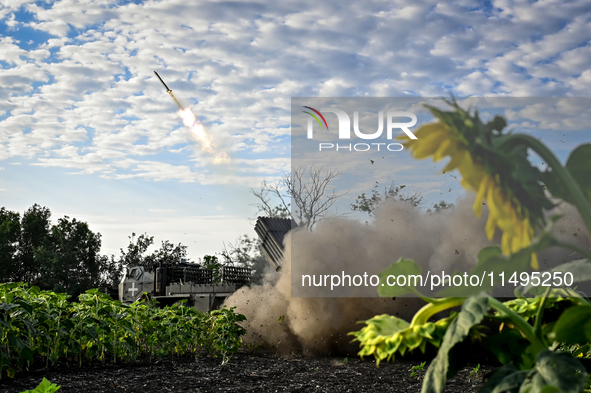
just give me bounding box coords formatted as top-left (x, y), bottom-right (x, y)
top-left (119, 266), bottom-right (154, 303)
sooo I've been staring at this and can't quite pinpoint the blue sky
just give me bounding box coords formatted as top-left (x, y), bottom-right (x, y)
top-left (1, 0), bottom-right (590, 260)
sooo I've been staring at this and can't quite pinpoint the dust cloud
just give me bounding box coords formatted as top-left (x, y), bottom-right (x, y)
top-left (224, 195), bottom-right (589, 355)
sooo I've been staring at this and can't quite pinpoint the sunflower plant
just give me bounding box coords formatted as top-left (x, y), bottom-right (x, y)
top-left (350, 100), bottom-right (591, 393)
top-left (0, 283), bottom-right (247, 378)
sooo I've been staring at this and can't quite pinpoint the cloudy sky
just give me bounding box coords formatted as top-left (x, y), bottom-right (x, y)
top-left (1, 0), bottom-right (590, 261)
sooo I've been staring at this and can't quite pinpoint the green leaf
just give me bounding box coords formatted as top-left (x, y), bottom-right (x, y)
top-left (486, 329), bottom-right (534, 369)
top-left (552, 305), bottom-right (591, 344)
top-left (20, 377), bottom-right (61, 393)
top-left (421, 296), bottom-right (490, 393)
top-left (540, 386), bottom-right (559, 393)
top-left (441, 228), bottom-right (560, 297)
top-left (488, 370), bottom-right (530, 393)
top-left (518, 259), bottom-right (591, 295)
top-left (0, 303), bottom-right (19, 311)
top-left (479, 363), bottom-right (524, 393)
top-left (543, 144), bottom-right (591, 205)
top-left (480, 350), bottom-right (587, 393)
top-left (15, 300), bottom-right (34, 314)
top-left (7, 333), bottom-right (27, 350)
top-left (378, 258), bottom-right (422, 297)
top-left (534, 350), bottom-right (587, 393)
top-left (565, 143), bottom-right (591, 203)
top-left (20, 346), bottom-right (35, 362)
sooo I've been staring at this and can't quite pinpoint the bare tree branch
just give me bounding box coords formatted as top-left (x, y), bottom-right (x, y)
top-left (251, 165), bottom-right (346, 230)
top-left (250, 180), bottom-right (291, 220)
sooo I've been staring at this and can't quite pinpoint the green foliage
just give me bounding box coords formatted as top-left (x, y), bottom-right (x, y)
top-left (221, 234), bottom-right (267, 285)
top-left (45, 216), bottom-right (103, 297)
top-left (351, 181), bottom-right (423, 217)
top-left (0, 205), bottom-right (124, 297)
top-left (19, 378), bottom-right (60, 393)
top-left (467, 364), bottom-right (481, 382)
top-left (518, 258), bottom-right (591, 296)
top-left (543, 144), bottom-right (591, 206)
top-left (377, 258), bottom-right (422, 297)
top-left (201, 255), bottom-right (223, 283)
top-left (349, 312), bottom-right (455, 366)
top-left (203, 306), bottom-right (247, 365)
top-left (410, 361), bottom-right (426, 379)
top-left (564, 144), bottom-right (591, 203)
top-left (552, 305), bottom-right (591, 345)
top-left (0, 283), bottom-right (247, 378)
top-left (480, 350), bottom-right (588, 393)
top-left (118, 233), bottom-right (188, 272)
top-left (440, 226), bottom-right (560, 297)
top-left (421, 297), bottom-right (490, 393)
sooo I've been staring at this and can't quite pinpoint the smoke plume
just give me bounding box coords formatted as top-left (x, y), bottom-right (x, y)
top-left (224, 195), bottom-right (589, 355)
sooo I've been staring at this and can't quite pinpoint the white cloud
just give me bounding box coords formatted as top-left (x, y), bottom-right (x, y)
top-left (0, 0), bottom-right (590, 186)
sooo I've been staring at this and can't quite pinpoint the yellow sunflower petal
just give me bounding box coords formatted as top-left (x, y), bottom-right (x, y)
top-left (473, 175), bottom-right (491, 217)
top-left (458, 155), bottom-right (482, 190)
top-left (444, 149), bottom-right (468, 173)
top-left (485, 211), bottom-right (497, 240)
top-left (414, 123), bottom-right (448, 139)
top-left (432, 138), bottom-right (454, 161)
top-left (530, 253), bottom-right (539, 270)
top-left (412, 131), bottom-right (449, 159)
top-left (501, 232), bottom-right (511, 255)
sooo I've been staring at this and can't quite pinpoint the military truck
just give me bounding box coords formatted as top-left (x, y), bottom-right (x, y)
top-left (119, 262), bottom-right (251, 312)
top-left (119, 217), bottom-right (293, 312)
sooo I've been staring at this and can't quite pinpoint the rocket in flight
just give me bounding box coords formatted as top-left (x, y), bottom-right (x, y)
top-left (154, 70), bottom-right (182, 108)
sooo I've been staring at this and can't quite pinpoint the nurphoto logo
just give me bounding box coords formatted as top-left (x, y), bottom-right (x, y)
top-left (302, 106), bottom-right (418, 152)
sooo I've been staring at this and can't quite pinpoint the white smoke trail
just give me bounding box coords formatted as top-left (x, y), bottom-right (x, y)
top-left (177, 107), bottom-right (228, 164)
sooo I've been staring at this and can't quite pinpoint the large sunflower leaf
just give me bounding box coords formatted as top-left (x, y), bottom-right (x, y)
top-left (531, 350), bottom-right (587, 393)
top-left (421, 296), bottom-right (490, 393)
top-left (565, 143), bottom-right (591, 203)
top-left (377, 258), bottom-right (422, 297)
top-left (480, 351), bottom-right (587, 393)
top-left (517, 258), bottom-right (591, 296)
top-left (543, 143), bottom-right (591, 206)
top-left (552, 305), bottom-right (591, 345)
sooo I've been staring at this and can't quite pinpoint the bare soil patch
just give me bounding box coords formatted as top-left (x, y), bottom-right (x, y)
top-left (0, 353), bottom-right (492, 393)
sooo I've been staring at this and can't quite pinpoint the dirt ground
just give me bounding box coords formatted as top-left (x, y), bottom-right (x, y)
top-left (0, 353), bottom-right (492, 393)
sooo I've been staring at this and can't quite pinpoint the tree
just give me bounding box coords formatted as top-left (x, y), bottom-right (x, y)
top-left (200, 254), bottom-right (223, 283)
top-left (45, 216), bottom-right (104, 297)
top-left (96, 253), bottom-right (124, 293)
top-left (117, 233), bottom-right (189, 272)
top-left (252, 165), bottom-right (346, 229)
top-left (151, 240), bottom-right (188, 270)
top-left (0, 208), bottom-right (21, 282)
top-left (251, 182), bottom-right (291, 219)
top-left (351, 182), bottom-right (454, 218)
top-left (0, 205), bottom-right (125, 296)
top-left (117, 232), bottom-right (155, 269)
top-left (350, 181), bottom-right (423, 217)
top-left (427, 200), bottom-right (455, 213)
top-left (17, 204), bottom-right (52, 284)
top-left (221, 234), bottom-right (267, 285)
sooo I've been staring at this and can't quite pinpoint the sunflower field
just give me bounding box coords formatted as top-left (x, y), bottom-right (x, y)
top-left (0, 283), bottom-right (246, 379)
